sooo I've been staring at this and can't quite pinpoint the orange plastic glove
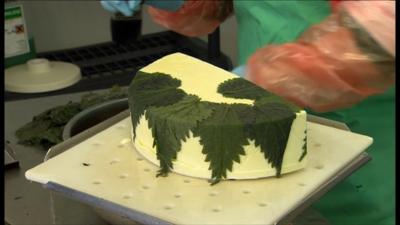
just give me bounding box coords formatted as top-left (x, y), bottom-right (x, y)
top-left (246, 1), bottom-right (395, 112)
top-left (147, 0), bottom-right (233, 37)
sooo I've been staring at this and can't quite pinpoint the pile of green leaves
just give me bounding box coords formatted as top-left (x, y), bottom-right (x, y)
top-left (129, 72), bottom-right (307, 184)
top-left (16, 86), bottom-right (128, 149)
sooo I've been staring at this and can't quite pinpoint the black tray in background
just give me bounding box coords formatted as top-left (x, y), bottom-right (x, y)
top-left (5, 31), bottom-right (232, 101)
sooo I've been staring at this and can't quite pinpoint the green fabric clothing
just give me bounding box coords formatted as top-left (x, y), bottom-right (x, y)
top-left (232, 1), bottom-right (395, 224)
top-left (311, 87), bottom-right (395, 225)
top-left (234, 0), bottom-right (330, 65)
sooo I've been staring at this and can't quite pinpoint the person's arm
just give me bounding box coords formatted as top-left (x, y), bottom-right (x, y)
top-left (245, 1), bottom-right (395, 112)
top-left (147, 0), bottom-right (234, 37)
top-left (101, 0), bottom-right (233, 37)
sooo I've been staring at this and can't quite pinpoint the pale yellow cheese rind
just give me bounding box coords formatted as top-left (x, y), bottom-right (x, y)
top-left (141, 53), bottom-right (253, 105)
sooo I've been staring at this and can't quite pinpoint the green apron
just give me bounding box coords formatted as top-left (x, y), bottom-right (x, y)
top-left (234, 1), bottom-right (395, 225)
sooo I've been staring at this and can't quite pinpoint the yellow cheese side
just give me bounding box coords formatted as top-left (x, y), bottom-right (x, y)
top-left (133, 53), bottom-right (307, 179)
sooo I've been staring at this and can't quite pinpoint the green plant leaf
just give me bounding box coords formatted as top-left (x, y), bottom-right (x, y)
top-left (127, 72), bottom-right (300, 183)
top-left (15, 85), bottom-right (127, 149)
top-left (146, 95), bottom-right (214, 176)
top-left (128, 71), bottom-right (187, 137)
top-left (250, 103), bottom-right (297, 177)
top-left (49, 102), bottom-right (82, 125)
top-left (194, 104), bottom-right (249, 184)
top-left (80, 85), bottom-right (128, 110)
top-left (255, 95), bottom-right (301, 112)
top-left (299, 129), bottom-right (307, 161)
top-left (229, 102), bottom-right (297, 177)
top-left (218, 78), bottom-right (271, 100)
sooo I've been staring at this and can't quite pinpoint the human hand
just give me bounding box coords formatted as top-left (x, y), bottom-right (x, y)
top-left (246, 1), bottom-right (395, 112)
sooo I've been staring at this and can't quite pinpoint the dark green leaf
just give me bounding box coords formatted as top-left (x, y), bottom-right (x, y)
top-left (50, 102), bottom-right (81, 125)
top-left (16, 120), bottom-right (63, 148)
top-left (250, 103), bottom-right (296, 176)
top-left (146, 95), bottom-right (214, 176)
top-left (228, 101), bottom-right (298, 177)
top-left (255, 95), bottom-right (301, 112)
top-left (15, 85), bottom-right (128, 149)
top-left (218, 78), bottom-right (271, 100)
top-left (128, 71), bottom-right (186, 138)
top-left (80, 85), bottom-right (128, 109)
top-left (194, 104), bottom-right (249, 183)
top-left (16, 120), bottom-right (52, 146)
top-left (299, 129), bottom-right (307, 162)
top-left (40, 126), bottom-right (64, 145)
top-left (127, 73), bottom-right (300, 183)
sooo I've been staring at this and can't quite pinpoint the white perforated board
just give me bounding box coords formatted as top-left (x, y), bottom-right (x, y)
top-left (26, 118), bottom-right (372, 225)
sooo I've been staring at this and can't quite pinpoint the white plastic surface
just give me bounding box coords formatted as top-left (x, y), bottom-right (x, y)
top-left (25, 118), bottom-right (372, 225)
top-left (5, 58), bottom-right (81, 93)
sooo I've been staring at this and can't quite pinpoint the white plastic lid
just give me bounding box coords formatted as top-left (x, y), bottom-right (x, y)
top-left (5, 58), bottom-right (81, 93)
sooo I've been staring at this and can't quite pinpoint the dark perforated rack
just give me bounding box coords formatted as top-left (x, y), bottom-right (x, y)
top-left (5, 30), bottom-right (232, 101)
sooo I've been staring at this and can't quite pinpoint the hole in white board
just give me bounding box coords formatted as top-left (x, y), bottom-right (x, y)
top-left (110, 158), bottom-right (121, 165)
top-left (209, 191), bottom-right (219, 197)
top-left (315, 164), bottom-right (324, 170)
top-left (174, 193), bottom-right (182, 198)
top-left (123, 194), bottom-right (132, 199)
top-left (119, 174), bottom-right (129, 179)
top-left (164, 204), bottom-right (174, 210)
top-left (258, 203), bottom-right (267, 207)
top-left (93, 180), bottom-right (102, 185)
top-left (242, 190), bottom-right (251, 194)
top-left (212, 207), bottom-right (221, 213)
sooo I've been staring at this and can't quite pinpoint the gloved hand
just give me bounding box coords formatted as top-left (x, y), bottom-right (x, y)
top-left (101, 0), bottom-right (139, 16)
top-left (246, 1), bottom-right (395, 112)
top-left (231, 65), bottom-right (247, 78)
top-left (147, 1), bottom-right (233, 37)
top-left (101, 0), bottom-right (185, 16)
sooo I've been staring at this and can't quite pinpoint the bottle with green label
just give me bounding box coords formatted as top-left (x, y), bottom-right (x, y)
top-left (5, 2), bottom-right (36, 68)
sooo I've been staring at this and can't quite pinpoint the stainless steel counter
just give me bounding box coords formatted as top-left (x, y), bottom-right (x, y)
top-left (5, 90), bottom-right (110, 225)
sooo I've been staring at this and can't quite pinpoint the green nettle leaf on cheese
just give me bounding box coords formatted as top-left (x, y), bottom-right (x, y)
top-left (146, 95), bottom-right (214, 176)
top-left (217, 78), bottom-right (300, 177)
top-left (230, 102), bottom-right (296, 177)
top-left (194, 104), bottom-right (249, 184)
top-left (128, 73), bottom-right (303, 183)
top-left (128, 71), bottom-right (186, 138)
top-left (299, 129), bottom-right (307, 162)
top-left (255, 95), bottom-right (301, 112)
top-left (219, 78), bottom-right (301, 112)
top-left (249, 102), bottom-right (296, 176)
top-left (218, 78), bottom-right (271, 100)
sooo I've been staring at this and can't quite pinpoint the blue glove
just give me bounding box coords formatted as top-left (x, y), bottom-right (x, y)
top-left (231, 65), bottom-right (247, 78)
top-left (101, 0), bottom-right (184, 16)
top-left (101, 1), bottom-right (140, 16)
